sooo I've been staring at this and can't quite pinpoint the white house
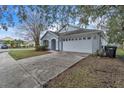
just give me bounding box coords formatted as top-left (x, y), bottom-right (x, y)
top-left (41, 28), bottom-right (105, 53)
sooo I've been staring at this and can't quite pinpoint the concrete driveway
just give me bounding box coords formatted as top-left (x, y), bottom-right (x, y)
top-left (0, 51), bottom-right (88, 88)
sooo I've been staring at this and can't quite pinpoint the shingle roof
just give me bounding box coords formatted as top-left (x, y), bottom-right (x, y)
top-left (41, 29), bottom-right (104, 40)
top-left (2, 37), bottom-right (14, 41)
top-left (51, 28), bottom-right (103, 36)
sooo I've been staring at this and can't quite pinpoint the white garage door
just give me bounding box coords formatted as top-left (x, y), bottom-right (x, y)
top-left (63, 37), bottom-right (92, 53)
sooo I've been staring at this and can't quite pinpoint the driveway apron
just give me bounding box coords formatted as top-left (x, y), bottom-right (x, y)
top-left (17, 52), bottom-right (88, 87)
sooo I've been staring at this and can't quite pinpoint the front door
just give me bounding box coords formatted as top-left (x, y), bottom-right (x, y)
top-left (51, 39), bottom-right (56, 50)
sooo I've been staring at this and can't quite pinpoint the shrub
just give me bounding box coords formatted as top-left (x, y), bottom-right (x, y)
top-left (35, 46), bottom-right (41, 51)
top-left (96, 48), bottom-right (105, 57)
top-left (40, 45), bottom-right (48, 51)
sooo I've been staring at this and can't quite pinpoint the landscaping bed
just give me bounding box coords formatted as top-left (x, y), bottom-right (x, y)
top-left (47, 55), bottom-right (124, 88)
top-left (9, 50), bottom-right (49, 60)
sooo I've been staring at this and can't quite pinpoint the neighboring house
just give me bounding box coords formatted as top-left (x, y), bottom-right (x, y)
top-left (41, 28), bottom-right (105, 53)
top-left (2, 37), bottom-right (14, 41)
top-left (1, 37), bottom-right (14, 47)
top-left (24, 40), bottom-right (35, 48)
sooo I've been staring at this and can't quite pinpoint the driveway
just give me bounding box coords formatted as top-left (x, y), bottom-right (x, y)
top-left (0, 51), bottom-right (88, 88)
top-left (0, 49), bottom-right (9, 53)
top-left (0, 52), bottom-right (40, 88)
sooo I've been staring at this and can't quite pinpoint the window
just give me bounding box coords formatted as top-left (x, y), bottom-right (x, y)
top-left (75, 38), bottom-right (77, 40)
top-left (83, 37), bottom-right (86, 40)
top-left (68, 38), bottom-right (71, 41)
top-left (63, 39), bottom-right (65, 41)
top-left (71, 38), bottom-right (74, 41)
top-left (79, 37), bottom-right (82, 40)
top-left (87, 37), bottom-right (91, 40)
top-left (66, 38), bottom-right (68, 41)
top-left (43, 40), bottom-right (49, 47)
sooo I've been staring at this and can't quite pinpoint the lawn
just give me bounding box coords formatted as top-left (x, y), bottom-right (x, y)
top-left (9, 50), bottom-right (49, 60)
top-left (116, 48), bottom-right (124, 58)
top-left (47, 56), bottom-right (124, 88)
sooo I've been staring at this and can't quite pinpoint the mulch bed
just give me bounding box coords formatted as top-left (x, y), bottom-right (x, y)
top-left (46, 56), bottom-right (124, 88)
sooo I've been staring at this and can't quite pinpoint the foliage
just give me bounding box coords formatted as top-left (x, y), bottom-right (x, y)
top-left (116, 48), bottom-right (124, 58)
top-left (96, 48), bottom-right (105, 57)
top-left (78, 6), bottom-right (124, 45)
top-left (107, 17), bottom-right (124, 45)
top-left (3, 39), bottom-right (24, 48)
top-left (40, 45), bottom-right (48, 51)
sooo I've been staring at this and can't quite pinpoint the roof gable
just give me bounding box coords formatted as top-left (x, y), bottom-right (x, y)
top-left (41, 31), bottom-right (58, 40)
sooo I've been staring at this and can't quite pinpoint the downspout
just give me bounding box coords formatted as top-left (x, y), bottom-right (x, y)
top-left (61, 37), bottom-right (63, 51)
top-left (99, 32), bottom-right (102, 49)
top-left (57, 33), bottom-right (61, 51)
top-left (58, 33), bottom-right (60, 51)
top-left (59, 36), bottom-right (63, 52)
top-left (58, 37), bottom-right (59, 51)
top-left (92, 34), bottom-right (94, 54)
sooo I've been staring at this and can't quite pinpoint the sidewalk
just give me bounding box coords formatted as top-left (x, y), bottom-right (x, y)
top-left (0, 52), bottom-right (40, 88)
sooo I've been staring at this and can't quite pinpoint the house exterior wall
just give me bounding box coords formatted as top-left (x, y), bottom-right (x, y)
top-left (41, 31), bottom-right (103, 53)
top-left (41, 32), bottom-right (59, 50)
top-left (92, 33), bottom-right (101, 53)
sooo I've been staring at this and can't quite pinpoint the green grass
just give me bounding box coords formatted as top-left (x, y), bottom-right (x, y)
top-left (9, 50), bottom-right (49, 60)
top-left (116, 48), bottom-right (124, 58)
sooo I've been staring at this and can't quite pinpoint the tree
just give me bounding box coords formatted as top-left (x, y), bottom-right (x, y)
top-left (18, 12), bottom-right (41, 50)
top-left (18, 6), bottom-right (58, 51)
top-left (3, 40), bottom-right (11, 47)
top-left (77, 6), bottom-right (124, 46)
top-left (0, 6), bottom-right (11, 31)
top-left (17, 6), bottom-right (78, 50)
top-left (51, 6), bottom-right (78, 29)
top-left (0, 5), bottom-right (29, 31)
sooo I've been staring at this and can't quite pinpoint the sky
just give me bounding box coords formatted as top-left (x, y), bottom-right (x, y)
top-left (0, 27), bottom-right (19, 39)
top-left (0, 5), bottom-right (20, 39)
top-left (0, 5), bottom-right (98, 40)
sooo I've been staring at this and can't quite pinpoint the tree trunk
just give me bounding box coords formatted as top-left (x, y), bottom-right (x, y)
top-left (35, 43), bottom-right (40, 51)
top-left (122, 42), bottom-right (124, 49)
top-left (35, 40), bottom-right (40, 51)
